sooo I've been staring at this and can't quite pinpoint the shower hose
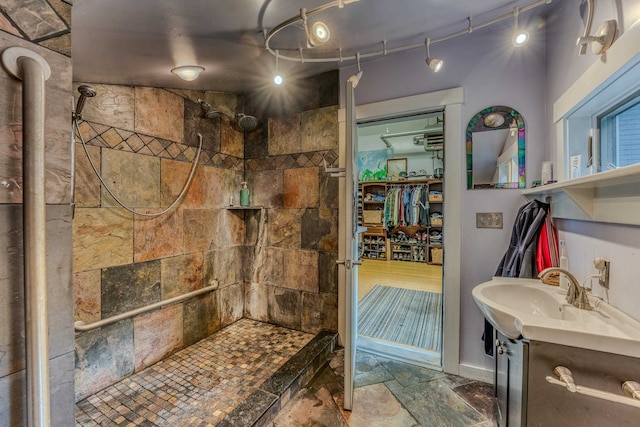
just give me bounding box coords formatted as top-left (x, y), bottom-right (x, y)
top-left (73, 119), bottom-right (202, 217)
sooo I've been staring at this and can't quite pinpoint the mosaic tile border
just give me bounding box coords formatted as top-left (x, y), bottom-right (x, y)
top-left (244, 150), bottom-right (338, 172)
top-left (76, 120), bottom-right (244, 172)
top-left (77, 120), bottom-right (339, 173)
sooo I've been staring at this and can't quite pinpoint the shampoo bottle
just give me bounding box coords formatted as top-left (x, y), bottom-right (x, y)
top-left (240, 182), bottom-right (250, 206)
top-left (559, 240), bottom-right (569, 291)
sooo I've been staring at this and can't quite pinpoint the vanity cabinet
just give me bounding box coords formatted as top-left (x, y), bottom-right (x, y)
top-left (494, 332), bottom-right (528, 427)
top-left (494, 336), bottom-right (640, 426)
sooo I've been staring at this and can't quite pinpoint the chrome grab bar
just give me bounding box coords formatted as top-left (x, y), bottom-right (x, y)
top-left (546, 366), bottom-right (640, 409)
top-left (74, 281), bottom-right (219, 332)
top-left (2, 46), bottom-right (53, 427)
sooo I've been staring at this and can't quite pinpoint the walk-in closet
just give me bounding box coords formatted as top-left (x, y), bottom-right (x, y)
top-left (356, 111), bottom-right (445, 367)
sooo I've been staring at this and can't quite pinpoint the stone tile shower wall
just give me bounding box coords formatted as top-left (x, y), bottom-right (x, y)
top-left (0, 1), bottom-right (75, 425)
top-left (244, 72), bottom-right (340, 335)
top-left (72, 84), bottom-right (246, 401)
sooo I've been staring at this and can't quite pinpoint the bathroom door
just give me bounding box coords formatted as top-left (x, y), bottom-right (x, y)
top-left (342, 78), bottom-right (361, 410)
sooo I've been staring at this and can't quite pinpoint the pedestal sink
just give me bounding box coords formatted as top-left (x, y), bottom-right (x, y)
top-left (472, 277), bottom-right (640, 357)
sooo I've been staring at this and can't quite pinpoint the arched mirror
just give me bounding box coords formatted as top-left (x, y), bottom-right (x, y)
top-left (466, 106), bottom-right (525, 189)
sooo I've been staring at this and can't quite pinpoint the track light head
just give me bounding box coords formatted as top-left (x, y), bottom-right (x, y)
top-left (427, 58), bottom-right (444, 73)
top-left (348, 70), bottom-right (363, 88)
top-left (513, 30), bottom-right (529, 46)
top-left (309, 21), bottom-right (330, 47)
top-left (273, 50), bottom-right (284, 86)
top-left (301, 8), bottom-right (330, 48)
top-left (425, 39), bottom-right (443, 73)
top-left (512, 6), bottom-right (529, 47)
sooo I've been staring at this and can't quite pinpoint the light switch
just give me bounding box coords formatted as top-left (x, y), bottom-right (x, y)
top-left (476, 212), bottom-right (503, 229)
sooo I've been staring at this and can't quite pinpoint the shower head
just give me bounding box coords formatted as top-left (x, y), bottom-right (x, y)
top-left (74, 85), bottom-right (96, 119)
top-left (235, 113), bottom-right (258, 132)
top-left (198, 99), bottom-right (222, 119)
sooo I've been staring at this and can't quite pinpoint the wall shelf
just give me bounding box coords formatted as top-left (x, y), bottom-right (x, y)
top-left (522, 163), bottom-right (640, 225)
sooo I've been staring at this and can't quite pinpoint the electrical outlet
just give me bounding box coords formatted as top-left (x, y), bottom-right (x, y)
top-left (593, 257), bottom-right (610, 288)
top-left (476, 212), bottom-right (503, 229)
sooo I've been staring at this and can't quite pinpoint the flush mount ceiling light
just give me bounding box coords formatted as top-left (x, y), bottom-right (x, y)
top-left (425, 38), bottom-right (443, 72)
top-left (264, 0), bottom-right (551, 80)
top-left (171, 66), bottom-right (204, 81)
top-left (512, 7), bottom-right (529, 47)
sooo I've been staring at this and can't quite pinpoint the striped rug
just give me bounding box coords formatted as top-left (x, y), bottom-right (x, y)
top-left (358, 285), bottom-right (442, 352)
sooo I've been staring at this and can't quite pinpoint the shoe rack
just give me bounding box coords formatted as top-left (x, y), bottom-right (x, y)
top-left (427, 180), bottom-right (443, 265)
top-left (389, 232), bottom-right (428, 262)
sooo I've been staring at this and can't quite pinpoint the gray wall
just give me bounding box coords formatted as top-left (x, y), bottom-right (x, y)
top-left (545, 0), bottom-right (640, 321)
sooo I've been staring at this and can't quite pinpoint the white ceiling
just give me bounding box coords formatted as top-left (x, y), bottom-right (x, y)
top-left (71, 0), bottom-right (549, 93)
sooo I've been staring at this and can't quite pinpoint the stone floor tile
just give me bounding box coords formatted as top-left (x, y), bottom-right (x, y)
top-left (469, 421), bottom-right (499, 427)
top-left (348, 383), bottom-right (420, 427)
top-left (453, 381), bottom-right (495, 420)
top-left (377, 356), bottom-right (447, 387)
top-left (271, 385), bottom-right (348, 427)
top-left (390, 377), bottom-right (485, 427)
top-left (353, 352), bottom-right (393, 387)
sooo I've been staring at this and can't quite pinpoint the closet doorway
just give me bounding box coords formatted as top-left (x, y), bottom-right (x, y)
top-left (356, 110), bottom-right (444, 368)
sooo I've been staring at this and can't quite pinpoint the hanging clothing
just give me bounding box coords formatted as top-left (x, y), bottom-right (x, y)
top-left (495, 199), bottom-right (550, 278)
top-left (403, 187), bottom-right (412, 225)
top-left (484, 199), bottom-right (550, 356)
top-left (536, 214), bottom-right (559, 272)
top-left (420, 188), bottom-right (429, 226)
top-left (383, 184), bottom-right (431, 228)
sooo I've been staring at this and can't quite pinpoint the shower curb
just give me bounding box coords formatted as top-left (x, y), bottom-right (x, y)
top-left (217, 329), bottom-right (338, 427)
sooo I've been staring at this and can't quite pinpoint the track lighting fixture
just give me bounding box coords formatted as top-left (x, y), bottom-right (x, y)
top-left (264, 0), bottom-right (551, 84)
top-left (512, 7), bottom-right (529, 47)
top-left (273, 50), bottom-right (284, 86)
top-left (171, 66), bottom-right (204, 81)
top-left (425, 39), bottom-right (443, 73)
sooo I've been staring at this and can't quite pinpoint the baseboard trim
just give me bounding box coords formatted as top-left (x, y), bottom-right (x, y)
top-left (458, 363), bottom-right (494, 383)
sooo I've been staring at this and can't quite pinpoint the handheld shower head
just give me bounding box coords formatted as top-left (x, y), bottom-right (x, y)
top-left (235, 113), bottom-right (258, 132)
top-left (74, 85), bottom-right (96, 119)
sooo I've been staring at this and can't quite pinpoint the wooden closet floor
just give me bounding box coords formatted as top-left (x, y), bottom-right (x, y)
top-left (358, 259), bottom-right (442, 301)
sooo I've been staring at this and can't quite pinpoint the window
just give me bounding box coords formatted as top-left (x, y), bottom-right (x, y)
top-left (598, 94), bottom-right (640, 170)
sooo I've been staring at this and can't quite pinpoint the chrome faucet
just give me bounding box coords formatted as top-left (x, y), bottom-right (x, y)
top-left (538, 267), bottom-right (592, 310)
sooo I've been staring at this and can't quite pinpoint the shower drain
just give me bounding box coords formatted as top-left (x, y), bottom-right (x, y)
top-left (195, 377), bottom-right (214, 389)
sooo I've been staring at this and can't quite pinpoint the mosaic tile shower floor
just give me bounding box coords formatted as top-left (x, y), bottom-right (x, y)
top-left (75, 319), bottom-right (315, 426)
